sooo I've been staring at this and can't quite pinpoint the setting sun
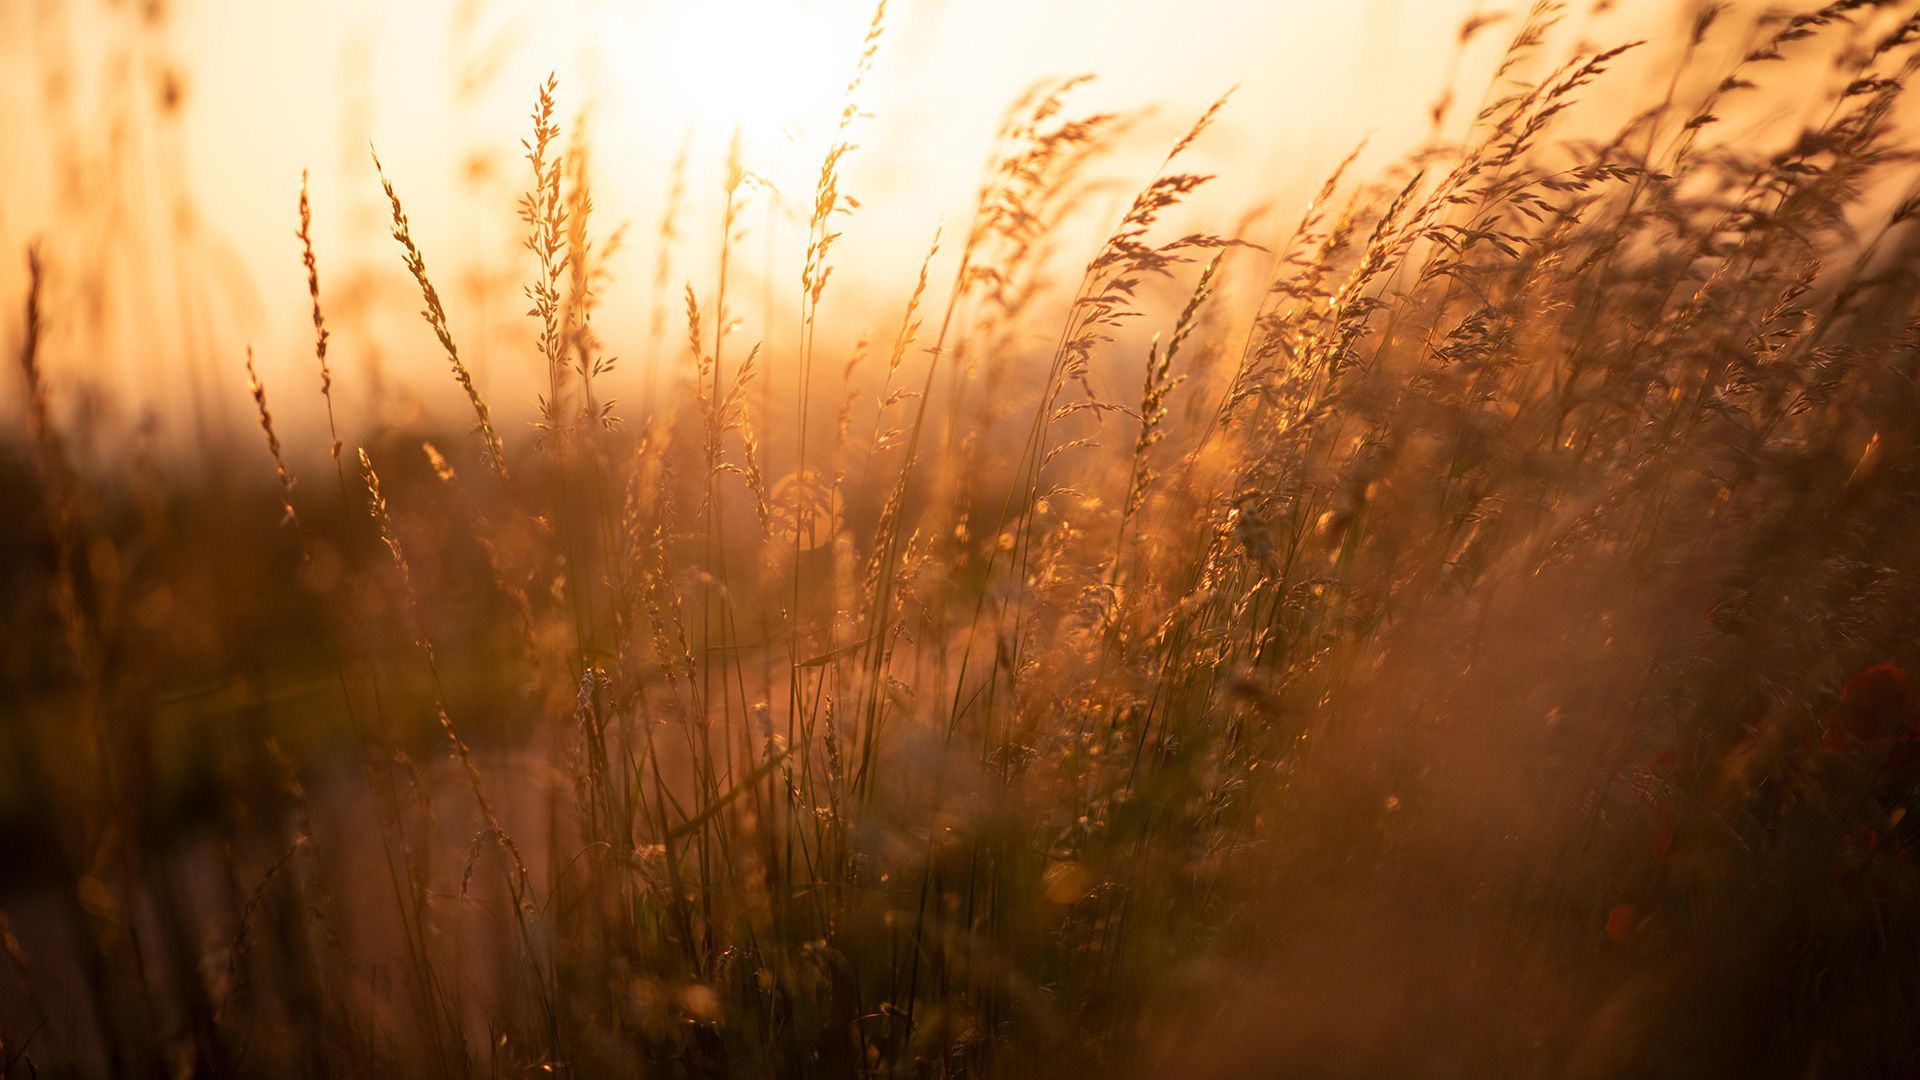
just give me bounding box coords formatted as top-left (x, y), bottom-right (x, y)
top-left (604, 0), bottom-right (868, 156)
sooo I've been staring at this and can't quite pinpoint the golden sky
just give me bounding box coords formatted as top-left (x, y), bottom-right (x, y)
top-left (0, 0), bottom-right (1722, 457)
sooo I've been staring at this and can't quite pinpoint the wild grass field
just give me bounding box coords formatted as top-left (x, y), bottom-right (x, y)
top-left (7, 0), bottom-right (1920, 1075)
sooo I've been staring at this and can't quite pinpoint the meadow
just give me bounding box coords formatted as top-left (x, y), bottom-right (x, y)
top-left (6, 0), bottom-right (1920, 1075)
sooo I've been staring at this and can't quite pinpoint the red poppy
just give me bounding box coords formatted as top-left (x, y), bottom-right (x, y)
top-left (1652, 807), bottom-right (1677, 863)
top-left (1822, 663), bottom-right (1918, 750)
top-left (1605, 903), bottom-right (1639, 943)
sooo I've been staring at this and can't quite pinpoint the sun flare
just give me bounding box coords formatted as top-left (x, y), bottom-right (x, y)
top-left (601, 0), bottom-right (866, 160)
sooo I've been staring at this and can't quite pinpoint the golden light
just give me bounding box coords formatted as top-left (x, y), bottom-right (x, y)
top-left (597, 0), bottom-right (870, 163)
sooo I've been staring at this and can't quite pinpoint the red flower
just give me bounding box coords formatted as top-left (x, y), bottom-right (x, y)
top-left (1823, 663), bottom-right (1918, 750)
top-left (1652, 808), bottom-right (1677, 863)
top-left (1605, 903), bottom-right (1639, 943)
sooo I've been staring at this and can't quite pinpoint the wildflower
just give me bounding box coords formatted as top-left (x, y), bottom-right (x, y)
top-left (1604, 903), bottom-right (1640, 943)
top-left (1822, 663), bottom-right (1918, 749)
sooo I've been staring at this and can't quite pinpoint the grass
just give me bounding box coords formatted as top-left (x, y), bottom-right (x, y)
top-left (6, 0), bottom-right (1920, 1075)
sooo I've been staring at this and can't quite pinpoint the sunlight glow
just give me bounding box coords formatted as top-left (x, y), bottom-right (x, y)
top-left (604, 0), bottom-right (862, 161)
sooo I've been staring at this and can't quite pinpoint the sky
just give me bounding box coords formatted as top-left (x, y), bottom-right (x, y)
top-left (0, 0), bottom-right (1716, 460)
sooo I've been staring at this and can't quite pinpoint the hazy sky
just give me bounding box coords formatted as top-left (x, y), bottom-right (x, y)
top-left (0, 0), bottom-right (1706, 455)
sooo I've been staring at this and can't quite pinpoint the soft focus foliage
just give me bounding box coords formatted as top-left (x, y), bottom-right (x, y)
top-left (7, 1), bottom-right (1920, 1076)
